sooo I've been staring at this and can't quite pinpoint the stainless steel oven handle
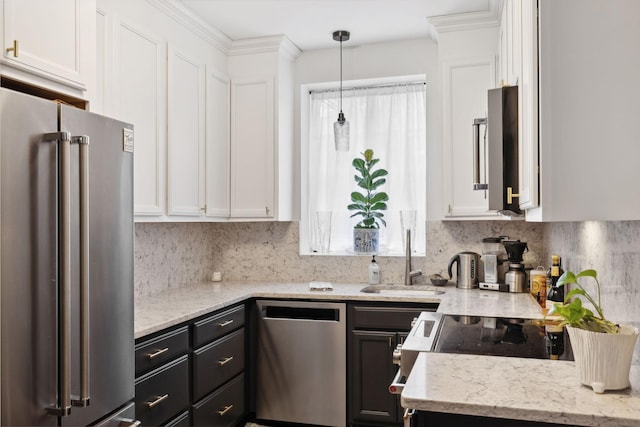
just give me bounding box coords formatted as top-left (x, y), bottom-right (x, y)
top-left (388, 368), bottom-right (406, 395)
top-left (43, 131), bottom-right (72, 417)
top-left (72, 135), bottom-right (90, 408)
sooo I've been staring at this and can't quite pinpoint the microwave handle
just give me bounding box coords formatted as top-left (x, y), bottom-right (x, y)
top-left (472, 117), bottom-right (488, 190)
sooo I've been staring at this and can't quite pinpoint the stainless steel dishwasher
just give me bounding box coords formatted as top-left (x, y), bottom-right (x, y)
top-left (256, 300), bottom-right (346, 427)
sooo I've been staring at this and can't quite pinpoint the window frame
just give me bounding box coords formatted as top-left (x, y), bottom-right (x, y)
top-left (299, 74), bottom-right (427, 257)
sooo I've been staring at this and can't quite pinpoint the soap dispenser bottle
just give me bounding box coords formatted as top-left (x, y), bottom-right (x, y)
top-left (368, 255), bottom-right (380, 285)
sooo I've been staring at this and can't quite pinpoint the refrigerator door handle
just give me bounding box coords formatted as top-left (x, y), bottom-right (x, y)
top-left (71, 135), bottom-right (91, 408)
top-left (43, 131), bottom-right (73, 417)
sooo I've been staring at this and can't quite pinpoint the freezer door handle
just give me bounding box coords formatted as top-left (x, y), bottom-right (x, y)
top-left (72, 135), bottom-right (91, 408)
top-left (43, 131), bottom-right (73, 417)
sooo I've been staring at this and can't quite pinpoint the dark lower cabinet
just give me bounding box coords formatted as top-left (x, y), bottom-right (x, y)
top-left (134, 303), bottom-right (248, 426)
top-left (134, 355), bottom-right (190, 426)
top-left (193, 373), bottom-right (245, 427)
top-left (348, 303), bottom-right (437, 427)
top-left (351, 330), bottom-right (400, 425)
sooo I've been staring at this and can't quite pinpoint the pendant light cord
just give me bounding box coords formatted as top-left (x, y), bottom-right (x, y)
top-left (339, 37), bottom-right (343, 113)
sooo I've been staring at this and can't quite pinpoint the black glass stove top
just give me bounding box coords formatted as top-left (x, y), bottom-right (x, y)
top-left (433, 315), bottom-right (573, 361)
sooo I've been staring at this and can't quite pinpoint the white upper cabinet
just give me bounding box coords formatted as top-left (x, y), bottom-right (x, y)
top-left (167, 46), bottom-right (206, 216)
top-left (517, 1), bottom-right (538, 210)
top-left (1, 0), bottom-right (93, 96)
top-left (523, 0), bottom-right (640, 221)
top-left (429, 9), bottom-right (512, 220)
top-left (230, 76), bottom-right (275, 218)
top-left (96, 0), bottom-right (231, 222)
top-left (112, 18), bottom-right (166, 216)
top-left (228, 37), bottom-right (300, 221)
top-left (204, 69), bottom-right (231, 218)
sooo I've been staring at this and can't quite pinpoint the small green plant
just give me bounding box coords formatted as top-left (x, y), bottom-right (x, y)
top-left (348, 149), bottom-right (389, 229)
top-left (547, 269), bottom-right (619, 333)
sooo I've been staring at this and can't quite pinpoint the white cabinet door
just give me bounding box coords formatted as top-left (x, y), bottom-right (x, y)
top-left (518, 0), bottom-right (539, 210)
top-left (1, 0), bottom-right (91, 92)
top-left (167, 46), bottom-right (205, 216)
top-left (114, 21), bottom-right (166, 216)
top-left (205, 69), bottom-right (230, 218)
top-left (527, 0), bottom-right (640, 221)
top-left (230, 77), bottom-right (275, 218)
top-left (442, 56), bottom-right (498, 218)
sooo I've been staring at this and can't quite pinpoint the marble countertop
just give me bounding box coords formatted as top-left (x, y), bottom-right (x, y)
top-left (134, 281), bottom-right (542, 338)
top-left (402, 352), bottom-right (640, 426)
top-left (135, 280), bottom-right (640, 425)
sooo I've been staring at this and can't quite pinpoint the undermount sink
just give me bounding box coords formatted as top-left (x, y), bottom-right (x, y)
top-left (360, 284), bottom-right (446, 296)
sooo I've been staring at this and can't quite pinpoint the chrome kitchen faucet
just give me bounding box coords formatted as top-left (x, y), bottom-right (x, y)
top-left (404, 230), bottom-right (422, 285)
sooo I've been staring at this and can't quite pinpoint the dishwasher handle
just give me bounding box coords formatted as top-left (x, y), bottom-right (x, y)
top-left (262, 305), bottom-right (341, 322)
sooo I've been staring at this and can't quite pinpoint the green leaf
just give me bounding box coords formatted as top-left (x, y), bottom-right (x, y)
top-left (370, 202), bottom-right (388, 211)
top-left (351, 192), bottom-right (366, 203)
top-left (557, 271), bottom-right (577, 287)
top-left (370, 169), bottom-right (388, 180)
top-left (565, 288), bottom-right (587, 301)
top-left (369, 192), bottom-right (389, 204)
top-left (576, 269), bottom-right (597, 280)
top-left (370, 178), bottom-right (387, 190)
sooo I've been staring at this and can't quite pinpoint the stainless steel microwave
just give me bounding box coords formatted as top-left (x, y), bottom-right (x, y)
top-left (472, 86), bottom-right (522, 216)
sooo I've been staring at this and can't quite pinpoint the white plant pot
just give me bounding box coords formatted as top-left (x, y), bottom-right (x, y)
top-left (567, 325), bottom-right (639, 393)
top-left (353, 228), bottom-right (379, 254)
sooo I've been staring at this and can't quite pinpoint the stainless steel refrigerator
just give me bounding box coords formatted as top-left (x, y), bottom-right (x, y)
top-left (1, 87), bottom-right (137, 426)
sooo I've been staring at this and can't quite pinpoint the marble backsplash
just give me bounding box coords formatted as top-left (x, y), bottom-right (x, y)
top-left (543, 221), bottom-right (640, 326)
top-left (544, 221), bottom-right (640, 365)
top-left (134, 220), bottom-right (544, 298)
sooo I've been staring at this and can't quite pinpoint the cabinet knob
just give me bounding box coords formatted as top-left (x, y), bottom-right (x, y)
top-left (6, 40), bottom-right (18, 57)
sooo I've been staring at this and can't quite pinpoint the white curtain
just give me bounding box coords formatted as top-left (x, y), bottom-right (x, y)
top-left (307, 82), bottom-right (426, 255)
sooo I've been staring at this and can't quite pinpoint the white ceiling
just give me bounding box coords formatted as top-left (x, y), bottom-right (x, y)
top-left (178, 0), bottom-right (494, 51)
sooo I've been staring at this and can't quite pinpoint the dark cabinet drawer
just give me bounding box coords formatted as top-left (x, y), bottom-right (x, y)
top-left (193, 328), bottom-right (245, 401)
top-left (165, 410), bottom-right (190, 427)
top-left (135, 326), bottom-right (189, 376)
top-left (193, 305), bottom-right (245, 347)
top-left (351, 305), bottom-right (424, 331)
top-left (192, 373), bottom-right (245, 427)
top-left (135, 355), bottom-right (189, 426)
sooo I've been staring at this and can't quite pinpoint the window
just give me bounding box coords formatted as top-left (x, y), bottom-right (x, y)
top-left (300, 76), bottom-right (427, 256)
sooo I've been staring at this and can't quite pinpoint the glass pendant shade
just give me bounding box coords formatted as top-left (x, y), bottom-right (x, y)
top-left (334, 111), bottom-right (350, 151)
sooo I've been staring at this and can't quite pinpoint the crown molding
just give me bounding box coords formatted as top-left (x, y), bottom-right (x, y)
top-left (229, 35), bottom-right (302, 61)
top-left (146, 0), bottom-right (232, 53)
top-left (427, 0), bottom-right (501, 37)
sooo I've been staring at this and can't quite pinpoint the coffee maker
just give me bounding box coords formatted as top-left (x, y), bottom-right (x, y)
top-left (502, 240), bottom-right (529, 293)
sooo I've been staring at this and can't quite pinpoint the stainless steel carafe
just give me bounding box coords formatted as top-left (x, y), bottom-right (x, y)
top-left (505, 264), bottom-right (527, 293)
top-left (447, 252), bottom-right (481, 289)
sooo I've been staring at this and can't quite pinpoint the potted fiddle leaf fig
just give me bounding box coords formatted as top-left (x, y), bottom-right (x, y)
top-left (348, 149), bottom-right (388, 253)
top-left (547, 269), bottom-right (639, 393)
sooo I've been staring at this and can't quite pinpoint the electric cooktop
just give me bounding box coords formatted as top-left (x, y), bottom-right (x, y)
top-left (434, 315), bottom-right (573, 361)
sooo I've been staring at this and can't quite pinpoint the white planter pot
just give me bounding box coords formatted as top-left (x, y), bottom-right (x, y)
top-left (567, 325), bottom-right (640, 393)
top-left (353, 228), bottom-right (379, 254)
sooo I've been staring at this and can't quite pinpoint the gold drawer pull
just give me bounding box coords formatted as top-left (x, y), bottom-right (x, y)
top-left (217, 404), bottom-right (233, 416)
top-left (217, 319), bottom-right (234, 328)
top-left (146, 394), bottom-right (169, 409)
top-left (146, 347), bottom-right (169, 359)
top-left (217, 356), bottom-right (233, 366)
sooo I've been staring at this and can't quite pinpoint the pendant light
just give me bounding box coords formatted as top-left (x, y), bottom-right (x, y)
top-left (333, 30), bottom-right (350, 151)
